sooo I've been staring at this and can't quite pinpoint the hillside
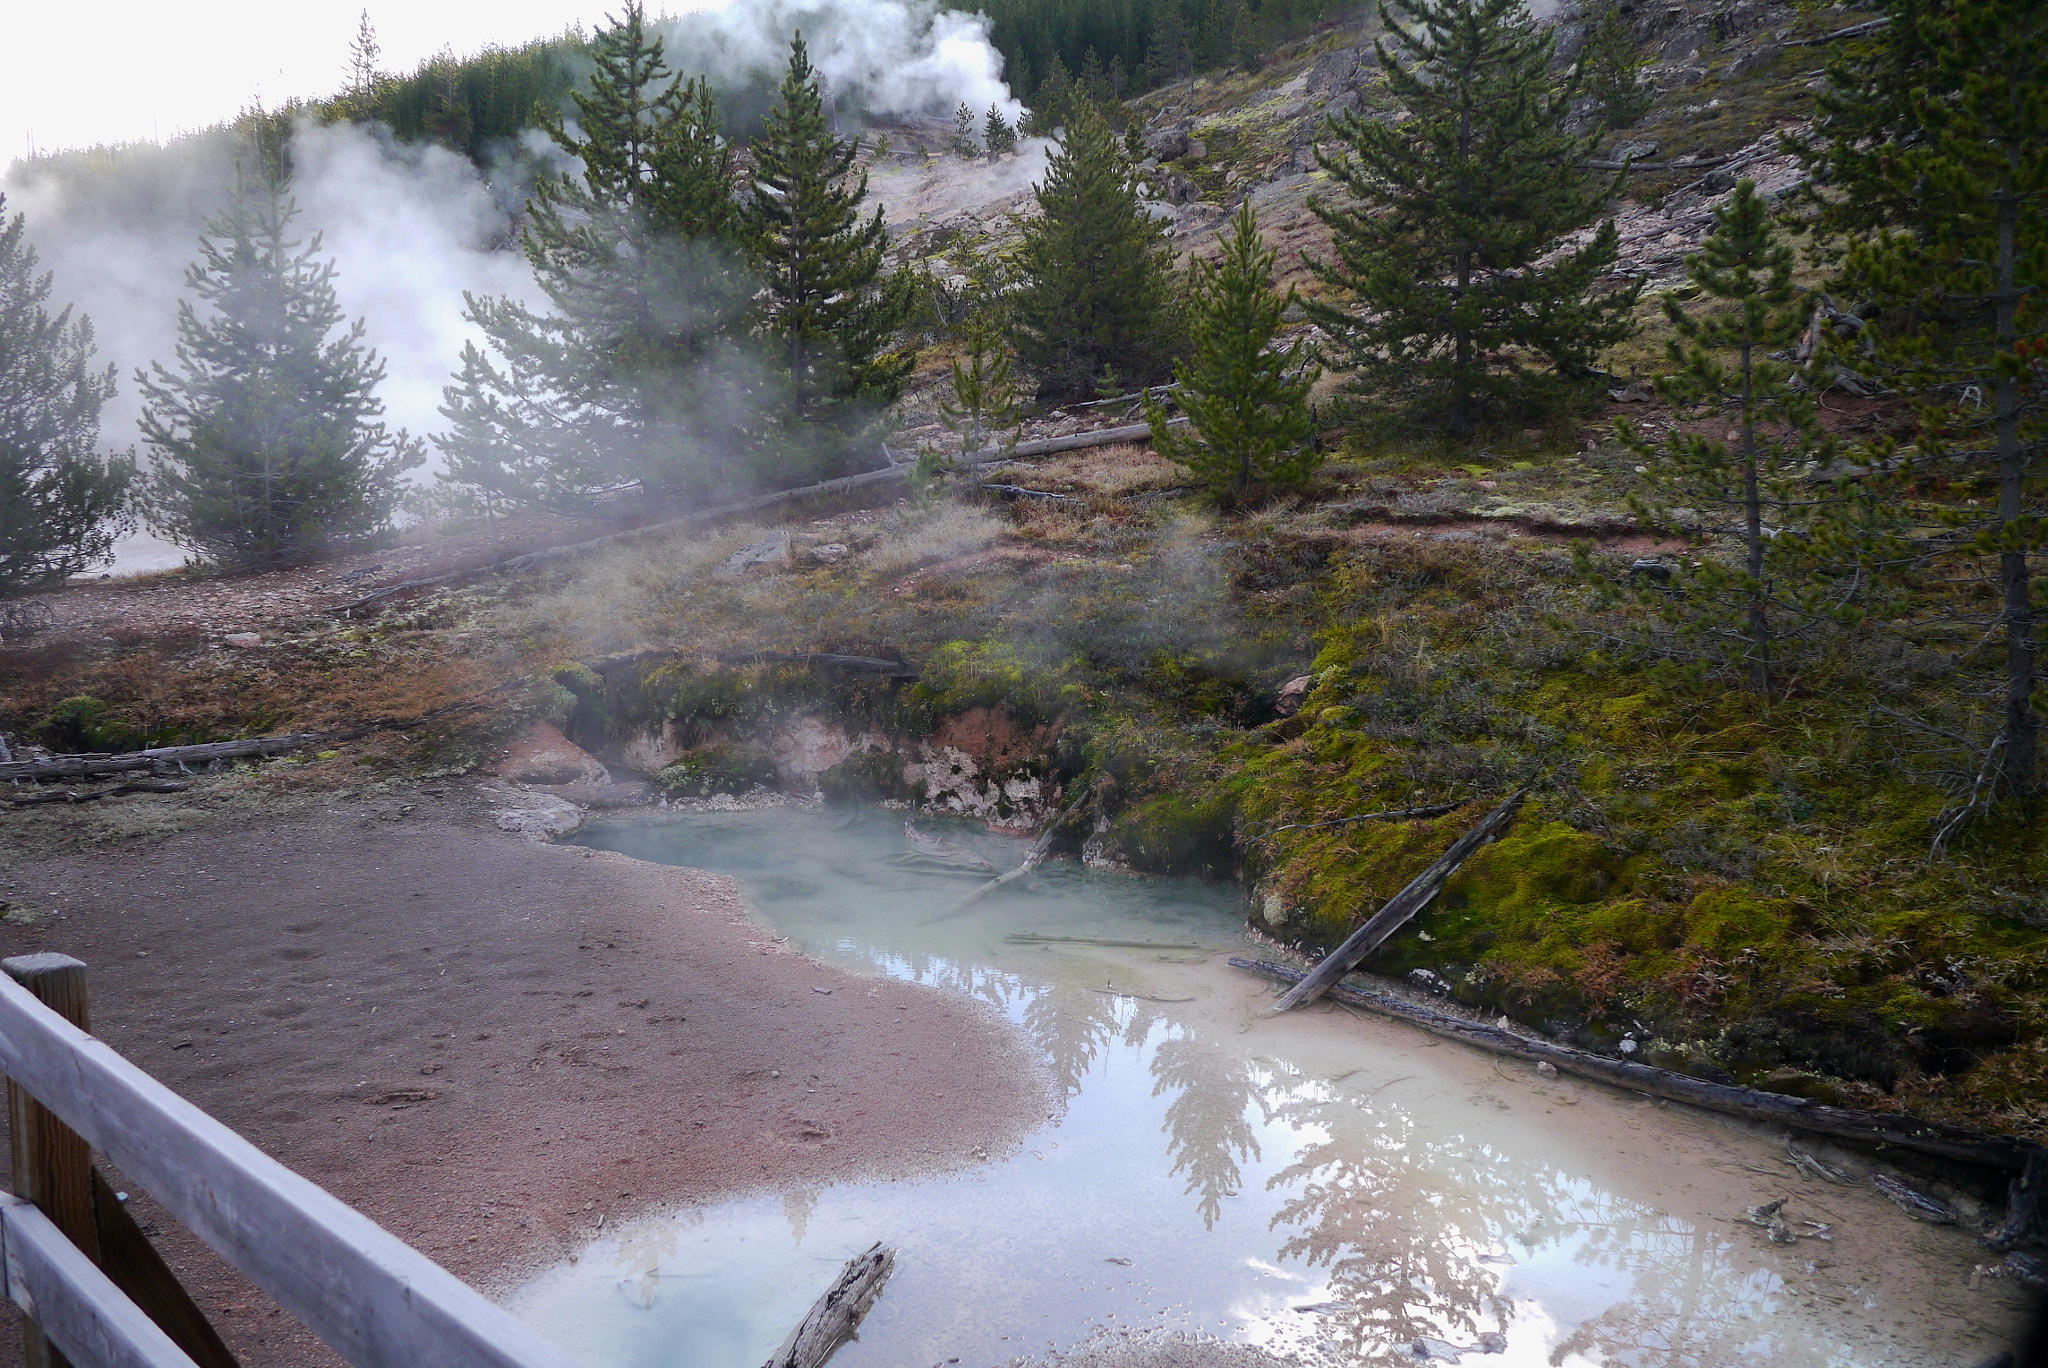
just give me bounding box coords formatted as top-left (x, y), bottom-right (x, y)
top-left (4, 0), bottom-right (2043, 1162)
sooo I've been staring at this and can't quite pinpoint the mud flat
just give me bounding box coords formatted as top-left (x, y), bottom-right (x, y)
top-left (0, 782), bottom-right (1049, 1367)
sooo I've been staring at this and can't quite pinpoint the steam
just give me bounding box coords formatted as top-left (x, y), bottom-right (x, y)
top-left (0, 0), bottom-right (1026, 573)
top-left (663, 1), bottom-right (1023, 128)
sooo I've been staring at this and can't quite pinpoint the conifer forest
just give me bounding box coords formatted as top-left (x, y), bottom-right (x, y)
top-left (0, 0), bottom-right (2044, 1364)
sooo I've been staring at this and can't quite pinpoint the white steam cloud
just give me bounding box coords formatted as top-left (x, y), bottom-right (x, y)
top-left (667, 0), bottom-right (1023, 127)
top-left (0, 0), bottom-right (1023, 574)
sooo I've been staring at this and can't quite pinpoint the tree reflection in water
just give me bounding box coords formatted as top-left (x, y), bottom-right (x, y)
top-left (1151, 1032), bottom-right (1271, 1228)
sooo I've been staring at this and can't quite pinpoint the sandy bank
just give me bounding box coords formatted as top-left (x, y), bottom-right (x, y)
top-left (0, 781), bottom-right (1050, 1367)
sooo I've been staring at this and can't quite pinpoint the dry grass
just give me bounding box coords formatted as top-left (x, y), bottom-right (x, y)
top-left (998, 443), bottom-right (1187, 498)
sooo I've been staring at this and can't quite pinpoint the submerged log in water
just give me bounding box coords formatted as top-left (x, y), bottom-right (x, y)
top-left (763, 1241), bottom-right (895, 1368)
top-left (1232, 956), bottom-right (2044, 1176)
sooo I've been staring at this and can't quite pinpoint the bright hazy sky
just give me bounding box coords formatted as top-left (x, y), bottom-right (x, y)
top-left (5, 2), bottom-right (707, 160)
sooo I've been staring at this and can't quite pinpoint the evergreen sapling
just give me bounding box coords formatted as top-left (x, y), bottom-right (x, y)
top-left (1604, 180), bottom-right (1893, 694)
top-left (1145, 200), bottom-right (1321, 500)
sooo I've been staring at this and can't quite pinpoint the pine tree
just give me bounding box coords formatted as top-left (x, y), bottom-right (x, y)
top-left (1145, 202), bottom-right (1320, 501)
top-left (1011, 101), bottom-right (1180, 403)
top-left (346, 10), bottom-right (382, 110)
top-left (438, 4), bottom-right (757, 511)
top-left (1608, 181), bottom-right (1890, 695)
top-left (940, 311), bottom-right (1021, 459)
top-left (1025, 53), bottom-right (1076, 136)
top-left (983, 105), bottom-right (1017, 156)
top-left (1142, 2), bottom-right (1195, 87)
top-left (0, 197), bottom-right (134, 594)
top-left (750, 33), bottom-right (914, 480)
top-left (1799, 0), bottom-right (2046, 805)
top-left (1582, 0), bottom-right (1653, 130)
top-left (952, 102), bottom-right (979, 157)
top-left (138, 155), bottom-right (419, 567)
top-left (1305, 0), bottom-right (1640, 435)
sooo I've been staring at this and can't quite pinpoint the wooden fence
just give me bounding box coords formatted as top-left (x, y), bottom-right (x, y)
top-left (0, 953), bottom-right (580, 1368)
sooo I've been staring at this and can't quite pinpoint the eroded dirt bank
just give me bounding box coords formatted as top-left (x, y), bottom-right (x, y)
top-left (0, 782), bottom-right (1049, 1366)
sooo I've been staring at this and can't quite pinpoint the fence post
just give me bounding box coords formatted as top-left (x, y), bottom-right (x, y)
top-left (6, 953), bottom-right (99, 1368)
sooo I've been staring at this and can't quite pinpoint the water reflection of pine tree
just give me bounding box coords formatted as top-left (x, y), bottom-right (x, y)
top-left (1265, 1106), bottom-right (1522, 1353)
top-left (1546, 1194), bottom-right (1757, 1367)
top-left (1022, 985), bottom-right (1126, 1101)
top-left (1151, 1034), bottom-right (1270, 1229)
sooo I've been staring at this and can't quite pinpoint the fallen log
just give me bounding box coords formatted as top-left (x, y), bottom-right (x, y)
top-left (1228, 958), bottom-right (2048, 1171)
top-left (1252, 801), bottom-right (1464, 843)
top-left (8, 781), bottom-right (191, 807)
top-left (762, 1242), bottom-right (895, 1368)
top-left (978, 483), bottom-right (1086, 503)
top-left (334, 421), bottom-right (1186, 617)
top-left (1783, 14), bottom-right (1889, 44)
top-left (939, 785), bottom-right (1092, 917)
top-left (1232, 956), bottom-right (2043, 1174)
top-left (0, 731), bottom-right (369, 783)
top-left (1269, 789), bottom-right (1527, 1011)
top-left (717, 651), bottom-right (916, 676)
top-left (1007, 934), bottom-right (1206, 950)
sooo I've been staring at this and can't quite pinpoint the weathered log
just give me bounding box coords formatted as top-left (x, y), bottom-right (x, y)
top-left (938, 785), bottom-right (1093, 917)
top-left (1269, 790), bottom-right (1527, 1011)
top-left (1231, 956), bottom-right (2044, 1174)
top-left (9, 782), bottom-right (191, 807)
top-left (1782, 15), bottom-right (1889, 44)
top-left (1252, 802), bottom-right (1464, 843)
top-left (762, 1242), bottom-right (894, 1368)
top-left (333, 422), bottom-right (1186, 617)
top-left (1006, 934), bottom-right (1207, 950)
top-left (977, 483), bottom-right (1086, 503)
top-left (0, 733), bottom-right (366, 784)
top-left (716, 651), bottom-right (916, 676)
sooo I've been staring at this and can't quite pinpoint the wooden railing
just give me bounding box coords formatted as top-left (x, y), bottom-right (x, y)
top-left (0, 953), bottom-right (580, 1368)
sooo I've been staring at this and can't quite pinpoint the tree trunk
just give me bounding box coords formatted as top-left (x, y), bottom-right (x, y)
top-left (1993, 172), bottom-right (2038, 794)
top-left (1740, 340), bottom-right (1772, 695)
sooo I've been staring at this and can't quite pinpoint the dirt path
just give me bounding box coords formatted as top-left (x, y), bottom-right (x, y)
top-left (0, 783), bottom-right (1050, 1366)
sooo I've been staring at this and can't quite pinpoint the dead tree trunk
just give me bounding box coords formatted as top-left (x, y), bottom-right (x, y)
top-left (1234, 956), bottom-right (2043, 1174)
top-left (1270, 790), bottom-right (1526, 1011)
top-left (762, 1242), bottom-right (895, 1368)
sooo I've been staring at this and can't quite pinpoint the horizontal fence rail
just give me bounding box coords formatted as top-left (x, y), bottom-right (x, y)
top-left (0, 967), bottom-right (579, 1368)
top-left (0, 1195), bottom-right (201, 1368)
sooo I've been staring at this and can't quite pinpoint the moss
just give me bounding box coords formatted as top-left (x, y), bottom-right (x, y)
top-left (35, 696), bottom-right (150, 753)
top-left (1103, 778), bottom-right (1245, 879)
top-left (818, 749), bottom-right (917, 803)
top-left (653, 742), bottom-right (776, 797)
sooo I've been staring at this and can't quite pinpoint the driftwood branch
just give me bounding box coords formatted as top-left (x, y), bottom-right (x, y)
top-left (1232, 957), bottom-right (2044, 1174)
top-left (1782, 15), bottom-right (1890, 45)
top-left (978, 483), bottom-right (1086, 503)
top-left (762, 1242), bottom-right (895, 1368)
top-left (1006, 933), bottom-right (1206, 950)
top-left (1253, 802), bottom-right (1463, 843)
top-left (1584, 152), bottom-right (1739, 172)
top-left (939, 785), bottom-right (1093, 917)
top-left (1270, 789), bottom-right (1527, 1011)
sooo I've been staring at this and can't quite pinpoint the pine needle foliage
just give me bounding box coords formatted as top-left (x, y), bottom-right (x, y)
top-left (1796, 0), bottom-right (2046, 809)
top-left (1305, 0), bottom-right (1639, 435)
top-left (438, 3), bottom-right (758, 513)
top-left (983, 105), bottom-right (1018, 156)
top-left (138, 158), bottom-right (420, 568)
top-left (1145, 201), bottom-right (1320, 501)
top-left (1606, 181), bottom-right (1892, 695)
top-left (1011, 101), bottom-right (1179, 403)
top-left (0, 197), bottom-right (134, 594)
top-left (941, 312), bottom-right (1022, 460)
top-left (750, 33), bottom-right (914, 482)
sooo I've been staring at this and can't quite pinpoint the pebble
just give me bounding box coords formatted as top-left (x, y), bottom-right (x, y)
top-left (1536, 1061), bottom-right (1557, 1077)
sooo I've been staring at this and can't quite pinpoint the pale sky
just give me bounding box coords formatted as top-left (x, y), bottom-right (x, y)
top-left (3, 2), bottom-right (701, 160)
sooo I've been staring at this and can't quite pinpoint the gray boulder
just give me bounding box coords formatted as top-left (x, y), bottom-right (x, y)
top-left (1145, 126), bottom-right (1190, 161)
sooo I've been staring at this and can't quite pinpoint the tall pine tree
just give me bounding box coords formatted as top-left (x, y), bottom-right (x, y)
top-left (1796, 0), bottom-right (2046, 807)
top-left (1305, 0), bottom-right (1639, 435)
top-left (1010, 100), bottom-right (1180, 403)
top-left (1146, 201), bottom-right (1321, 500)
top-left (139, 156), bottom-right (420, 567)
top-left (0, 197), bottom-right (134, 594)
top-left (439, 3), bottom-right (757, 511)
top-left (749, 33), bottom-right (913, 482)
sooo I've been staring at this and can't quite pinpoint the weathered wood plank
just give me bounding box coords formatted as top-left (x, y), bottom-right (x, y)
top-left (7, 955), bottom-right (100, 1368)
top-left (0, 1196), bottom-right (201, 1368)
top-left (91, 1173), bottom-right (240, 1368)
top-left (0, 974), bottom-right (579, 1368)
